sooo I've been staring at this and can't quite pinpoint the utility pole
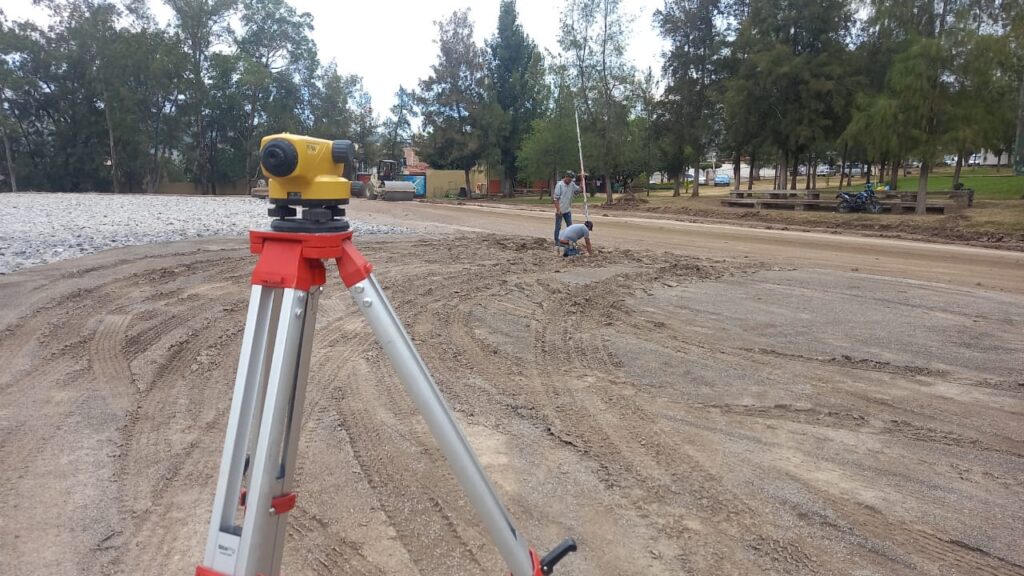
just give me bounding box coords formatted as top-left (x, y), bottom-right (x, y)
top-left (1015, 79), bottom-right (1023, 176)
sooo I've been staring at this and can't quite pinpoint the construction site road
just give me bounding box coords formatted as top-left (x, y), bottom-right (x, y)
top-left (0, 199), bottom-right (1021, 576)
top-left (355, 199), bottom-right (1024, 294)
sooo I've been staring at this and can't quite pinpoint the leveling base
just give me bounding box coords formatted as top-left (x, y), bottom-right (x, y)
top-left (267, 201), bottom-right (350, 233)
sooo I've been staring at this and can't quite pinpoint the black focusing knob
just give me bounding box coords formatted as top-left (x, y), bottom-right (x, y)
top-left (332, 140), bottom-right (356, 179)
top-left (261, 139), bottom-right (299, 177)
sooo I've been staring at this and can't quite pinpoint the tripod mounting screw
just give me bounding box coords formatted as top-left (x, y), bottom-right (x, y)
top-left (354, 284), bottom-right (365, 294)
top-left (362, 298), bottom-right (373, 308)
top-left (295, 308), bottom-right (303, 317)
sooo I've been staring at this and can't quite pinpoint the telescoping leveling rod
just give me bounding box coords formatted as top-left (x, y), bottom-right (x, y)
top-left (195, 133), bottom-right (576, 576)
top-left (574, 108), bottom-right (590, 220)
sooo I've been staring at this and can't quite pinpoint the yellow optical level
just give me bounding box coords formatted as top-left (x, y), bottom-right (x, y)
top-left (259, 133), bottom-right (358, 233)
top-left (260, 133), bottom-right (354, 204)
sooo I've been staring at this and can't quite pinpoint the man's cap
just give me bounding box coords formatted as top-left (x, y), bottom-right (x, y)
top-left (584, 221), bottom-right (593, 230)
top-left (564, 170), bottom-right (575, 179)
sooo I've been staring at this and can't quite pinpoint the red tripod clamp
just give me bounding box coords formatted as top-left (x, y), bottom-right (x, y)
top-left (249, 230), bottom-right (373, 291)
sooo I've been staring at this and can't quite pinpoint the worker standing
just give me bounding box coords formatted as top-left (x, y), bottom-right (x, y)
top-left (552, 170), bottom-right (580, 245)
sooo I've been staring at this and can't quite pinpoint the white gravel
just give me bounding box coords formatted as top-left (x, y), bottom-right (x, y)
top-left (0, 193), bottom-right (408, 274)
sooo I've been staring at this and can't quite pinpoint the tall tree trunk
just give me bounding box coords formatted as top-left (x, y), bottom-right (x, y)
top-left (838, 143), bottom-right (848, 191)
top-left (952, 149), bottom-right (965, 187)
top-left (691, 162), bottom-right (700, 197)
top-left (805, 155), bottom-right (812, 189)
top-left (103, 98), bottom-right (120, 194)
top-left (464, 169), bottom-right (472, 199)
top-left (776, 152), bottom-right (786, 191)
top-left (916, 161), bottom-right (930, 214)
top-left (890, 161), bottom-right (899, 191)
top-left (747, 152), bottom-right (755, 191)
top-left (732, 150), bottom-right (741, 191)
top-left (673, 175), bottom-right (681, 197)
top-left (790, 154), bottom-right (798, 190)
top-left (1, 127), bottom-right (15, 192)
top-left (1014, 77), bottom-right (1023, 176)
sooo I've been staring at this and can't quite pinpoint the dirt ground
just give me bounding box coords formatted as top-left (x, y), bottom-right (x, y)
top-left (444, 194), bottom-right (1024, 250)
top-left (1, 206), bottom-right (1022, 575)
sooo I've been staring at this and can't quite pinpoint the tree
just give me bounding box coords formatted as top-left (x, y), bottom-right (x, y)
top-left (734, 0), bottom-right (853, 192)
top-left (655, 96), bottom-right (695, 196)
top-left (634, 68), bottom-right (660, 186)
top-left (349, 81), bottom-right (379, 172)
top-left (486, 0), bottom-right (547, 196)
top-left (0, 14), bottom-right (23, 192)
top-left (518, 58), bottom-right (584, 187)
top-left (656, 0), bottom-right (724, 197)
top-left (381, 85), bottom-right (416, 162)
top-left (1, 3), bottom-right (114, 191)
top-left (854, 0), bottom-right (1002, 212)
top-left (416, 9), bottom-right (487, 195)
top-left (234, 0), bottom-right (315, 184)
top-left (165, 0), bottom-right (236, 193)
top-left (1001, 0), bottom-right (1024, 175)
top-left (560, 0), bottom-right (633, 203)
top-left (0, 0), bottom-right (372, 193)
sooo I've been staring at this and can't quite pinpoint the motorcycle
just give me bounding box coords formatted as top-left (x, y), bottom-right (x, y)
top-left (836, 184), bottom-right (883, 213)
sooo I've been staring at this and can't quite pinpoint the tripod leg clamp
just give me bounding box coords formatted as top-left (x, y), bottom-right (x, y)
top-left (526, 538), bottom-right (577, 575)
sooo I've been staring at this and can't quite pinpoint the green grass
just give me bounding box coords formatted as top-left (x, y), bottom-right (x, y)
top-left (891, 174), bottom-right (1023, 200)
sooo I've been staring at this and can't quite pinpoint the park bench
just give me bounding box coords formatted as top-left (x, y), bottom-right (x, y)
top-left (721, 196), bottom-right (947, 214)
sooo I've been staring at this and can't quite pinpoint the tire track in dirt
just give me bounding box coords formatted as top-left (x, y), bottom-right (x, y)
top-left (811, 494), bottom-right (1024, 576)
top-left (89, 313), bottom-right (134, 399)
top-left (423, 258), bottom-right (814, 574)
top-left (4, 234), bottom-right (1022, 576)
top-left (326, 350), bottom-right (489, 575)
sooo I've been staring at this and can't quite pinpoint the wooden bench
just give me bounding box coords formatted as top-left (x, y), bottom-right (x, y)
top-left (721, 197), bottom-right (946, 214)
top-left (728, 190), bottom-right (801, 199)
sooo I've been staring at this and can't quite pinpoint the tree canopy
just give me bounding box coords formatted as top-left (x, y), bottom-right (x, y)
top-left (0, 0), bottom-right (1019, 204)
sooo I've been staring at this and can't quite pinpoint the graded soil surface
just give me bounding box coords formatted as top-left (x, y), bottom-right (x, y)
top-left (1, 205), bottom-right (1022, 575)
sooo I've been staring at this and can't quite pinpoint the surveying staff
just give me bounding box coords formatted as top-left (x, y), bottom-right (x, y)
top-left (552, 170), bottom-right (580, 245)
top-left (558, 221), bottom-right (593, 256)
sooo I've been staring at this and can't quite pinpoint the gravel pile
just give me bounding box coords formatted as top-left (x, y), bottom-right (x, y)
top-left (0, 193), bottom-right (407, 274)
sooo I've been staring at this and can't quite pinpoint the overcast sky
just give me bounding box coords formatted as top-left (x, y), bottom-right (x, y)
top-left (5, 0), bottom-right (666, 116)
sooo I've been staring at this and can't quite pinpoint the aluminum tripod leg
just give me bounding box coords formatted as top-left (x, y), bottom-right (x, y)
top-left (198, 230), bottom-right (575, 576)
top-left (200, 284), bottom-right (319, 576)
top-left (348, 273), bottom-right (536, 576)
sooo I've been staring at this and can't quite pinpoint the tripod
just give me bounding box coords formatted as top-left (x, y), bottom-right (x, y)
top-left (196, 229), bottom-right (575, 576)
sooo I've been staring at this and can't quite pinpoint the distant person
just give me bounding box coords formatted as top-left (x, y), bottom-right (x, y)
top-left (552, 170), bottom-right (580, 245)
top-left (558, 221), bottom-right (593, 257)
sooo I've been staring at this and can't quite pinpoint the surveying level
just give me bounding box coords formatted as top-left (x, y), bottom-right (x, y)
top-left (196, 133), bottom-right (576, 576)
top-left (260, 133), bottom-right (365, 233)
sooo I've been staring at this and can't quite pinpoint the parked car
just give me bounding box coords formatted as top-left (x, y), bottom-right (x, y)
top-left (713, 173), bottom-right (731, 186)
top-left (685, 171), bottom-right (707, 185)
top-left (815, 165), bottom-right (835, 177)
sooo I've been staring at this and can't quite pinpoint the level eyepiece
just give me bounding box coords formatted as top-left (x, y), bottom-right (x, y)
top-left (261, 138), bottom-right (299, 177)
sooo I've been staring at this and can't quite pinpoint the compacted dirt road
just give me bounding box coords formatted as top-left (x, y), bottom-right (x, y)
top-left (1, 202), bottom-right (1022, 575)
top-left (355, 200), bottom-right (1024, 294)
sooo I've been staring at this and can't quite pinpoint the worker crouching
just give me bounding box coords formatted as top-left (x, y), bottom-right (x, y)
top-left (558, 221), bottom-right (593, 257)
